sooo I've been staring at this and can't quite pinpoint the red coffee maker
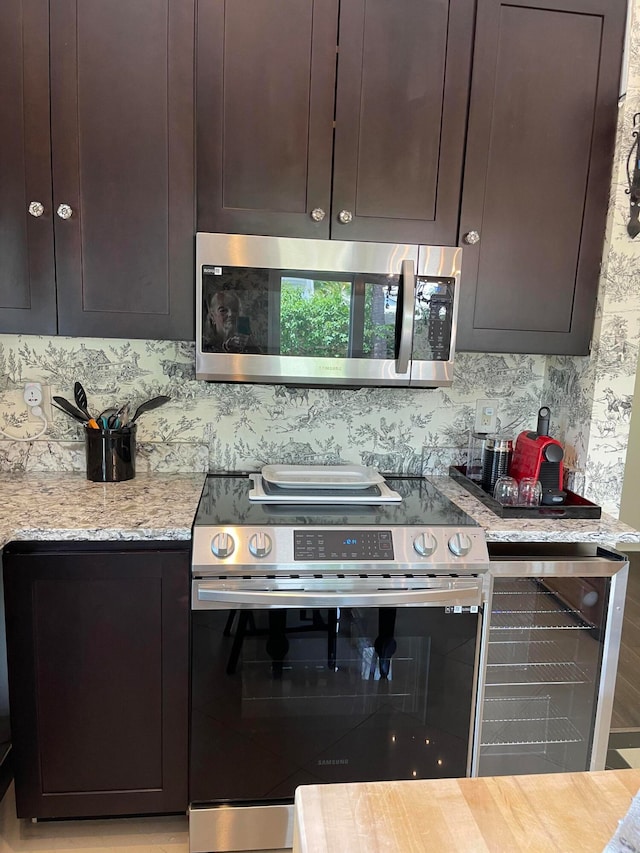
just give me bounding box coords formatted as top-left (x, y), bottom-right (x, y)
top-left (510, 406), bottom-right (564, 494)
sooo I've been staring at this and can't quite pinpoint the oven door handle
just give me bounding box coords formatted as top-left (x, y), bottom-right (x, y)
top-left (395, 258), bottom-right (415, 376)
top-left (194, 584), bottom-right (482, 609)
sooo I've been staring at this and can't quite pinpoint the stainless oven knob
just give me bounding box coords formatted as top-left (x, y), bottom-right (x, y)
top-left (413, 532), bottom-right (437, 557)
top-left (210, 532), bottom-right (235, 559)
top-left (448, 532), bottom-right (472, 558)
top-left (248, 532), bottom-right (272, 558)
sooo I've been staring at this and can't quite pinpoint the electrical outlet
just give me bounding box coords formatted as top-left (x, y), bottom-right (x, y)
top-left (24, 382), bottom-right (53, 423)
top-left (474, 399), bottom-right (499, 433)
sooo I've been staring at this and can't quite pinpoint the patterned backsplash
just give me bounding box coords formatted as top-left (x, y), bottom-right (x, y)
top-left (0, 335), bottom-right (546, 478)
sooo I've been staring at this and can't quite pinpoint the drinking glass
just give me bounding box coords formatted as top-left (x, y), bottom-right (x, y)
top-left (493, 476), bottom-right (519, 506)
top-left (518, 477), bottom-right (542, 507)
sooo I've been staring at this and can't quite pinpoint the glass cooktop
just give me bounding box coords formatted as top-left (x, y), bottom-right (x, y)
top-left (194, 474), bottom-right (478, 528)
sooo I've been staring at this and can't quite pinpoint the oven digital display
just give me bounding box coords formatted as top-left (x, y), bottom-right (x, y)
top-left (294, 530), bottom-right (394, 561)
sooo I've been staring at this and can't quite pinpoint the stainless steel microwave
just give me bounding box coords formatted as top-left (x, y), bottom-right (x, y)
top-left (195, 233), bottom-right (462, 387)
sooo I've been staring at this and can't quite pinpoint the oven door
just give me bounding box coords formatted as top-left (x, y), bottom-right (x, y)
top-left (190, 576), bottom-right (482, 837)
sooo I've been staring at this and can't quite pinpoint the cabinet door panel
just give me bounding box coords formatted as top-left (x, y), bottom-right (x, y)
top-left (50, 0), bottom-right (195, 340)
top-left (197, 0), bottom-right (338, 238)
top-left (0, 0), bottom-right (56, 333)
top-left (36, 576), bottom-right (163, 793)
top-left (332, 0), bottom-right (474, 244)
top-left (4, 543), bottom-right (189, 819)
top-left (457, 0), bottom-right (625, 354)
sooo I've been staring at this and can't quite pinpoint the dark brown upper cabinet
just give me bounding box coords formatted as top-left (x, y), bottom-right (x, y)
top-left (456, 0), bottom-right (626, 354)
top-left (197, 0), bottom-right (475, 244)
top-left (0, 0), bottom-right (56, 335)
top-left (0, 0), bottom-right (195, 340)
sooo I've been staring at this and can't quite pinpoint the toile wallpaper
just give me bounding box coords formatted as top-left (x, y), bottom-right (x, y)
top-left (2, 1), bottom-right (640, 518)
top-left (0, 336), bottom-right (546, 479)
top-left (544, 0), bottom-right (640, 515)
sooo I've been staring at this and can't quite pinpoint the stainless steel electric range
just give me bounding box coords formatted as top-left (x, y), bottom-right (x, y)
top-left (189, 473), bottom-right (490, 853)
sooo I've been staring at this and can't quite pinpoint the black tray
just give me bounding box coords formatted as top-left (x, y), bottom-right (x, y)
top-left (449, 466), bottom-right (602, 519)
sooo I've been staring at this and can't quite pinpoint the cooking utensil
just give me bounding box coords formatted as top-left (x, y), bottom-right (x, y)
top-left (52, 396), bottom-right (90, 423)
top-left (110, 402), bottom-right (130, 429)
top-left (97, 407), bottom-right (117, 429)
top-left (130, 395), bottom-right (171, 423)
top-left (73, 381), bottom-right (92, 419)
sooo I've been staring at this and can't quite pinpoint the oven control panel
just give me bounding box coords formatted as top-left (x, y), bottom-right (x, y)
top-left (294, 530), bottom-right (394, 561)
top-left (192, 525), bottom-right (489, 576)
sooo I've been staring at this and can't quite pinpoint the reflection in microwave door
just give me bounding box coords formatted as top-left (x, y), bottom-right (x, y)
top-left (202, 273), bottom-right (269, 354)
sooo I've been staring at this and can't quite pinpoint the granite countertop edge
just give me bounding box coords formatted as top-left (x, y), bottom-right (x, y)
top-left (0, 472), bottom-right (207, 551)
top-left (0, 471), bottom-right (638, 551)
top-left (427, 475), bottom-right (640, 545)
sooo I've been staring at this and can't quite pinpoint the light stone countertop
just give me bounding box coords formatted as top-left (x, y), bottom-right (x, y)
top-left (0, 471), bottom-right (637, 551)
top-left (429, 475), bottom-right (640, 545)
top-left (0, 472), bottom-right (206, 549)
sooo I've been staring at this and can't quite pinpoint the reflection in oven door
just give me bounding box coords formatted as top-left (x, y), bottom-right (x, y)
top-left (190, 604), bottom-right (481, 804)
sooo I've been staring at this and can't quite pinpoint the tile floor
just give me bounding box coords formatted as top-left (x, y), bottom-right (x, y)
top-left (608, 731), bottom-right (640, 771)
top-left (0, 784), bottom-right (189, 852)
top-left (0, 784), bottom-right (291, 853)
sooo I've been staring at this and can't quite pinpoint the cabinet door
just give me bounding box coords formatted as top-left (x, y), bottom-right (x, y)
top-left (331, 0), bottom-right (475, 245)
top-left (50, 0), bottom-right (195, 340)
top-left (457, 0), bottom-right (626, 354)
top-left (197, 0), bottom-right (338, 239)
top-left (3, 542), bottom-right (190, 819)
top-left (0, 0), bottom-right (56, 334)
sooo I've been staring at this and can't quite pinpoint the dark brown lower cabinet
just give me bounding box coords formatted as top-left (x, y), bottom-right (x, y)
top-left (2, 541), bottom-right (190, 820)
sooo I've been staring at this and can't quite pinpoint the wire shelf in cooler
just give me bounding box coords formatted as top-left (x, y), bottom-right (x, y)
top-left (489, 609), bottom-right (590, 630)
top-left (491, 579), bottom-right (542, 594)
top-left (482, 695), bottom-right (553, 722)
top-left (486, 640), bottom-right (569, 666)
top-left (485, 660), bottom-right (591, 686)
top-left (492, 592), bottom-right (577, 614)
top-left (481, 714), bottom-right (583, 747)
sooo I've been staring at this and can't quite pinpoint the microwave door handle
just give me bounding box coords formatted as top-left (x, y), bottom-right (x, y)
top-left (396, 259), bottom-right (415, 375)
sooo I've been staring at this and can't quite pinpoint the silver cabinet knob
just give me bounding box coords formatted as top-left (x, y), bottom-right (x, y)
top-left (210, 531), bottom-right (235, 559)
top-left (310, 208), bottom-right (326, 222)
top-left (338, 210), bottom-right (353, 224)
top-left (57, 204), bottom-right (73, 220)
top-left (448, 532), bottom-right (473, 558)
top-left (28, 201), bottom-right (45, 218)
top-left (248, 532), bottom-right (273, 558)
top-left (463, 230), bottom-right (480, 245)
top-left (413, 532), bottom-right (438, 558)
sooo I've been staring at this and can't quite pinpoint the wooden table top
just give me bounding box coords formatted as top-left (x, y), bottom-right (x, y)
top-left (293, 769), bottom-right (640, 852)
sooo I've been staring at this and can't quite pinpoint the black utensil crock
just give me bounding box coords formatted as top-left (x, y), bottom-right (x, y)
top-left (85, 424), bottom-right (136, 482)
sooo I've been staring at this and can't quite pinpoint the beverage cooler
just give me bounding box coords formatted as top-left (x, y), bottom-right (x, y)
top-left (473, 542), bottom-right (628, 777)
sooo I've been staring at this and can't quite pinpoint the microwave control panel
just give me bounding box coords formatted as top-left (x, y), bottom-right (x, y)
top-left (414, 276), bottom-right (455, 361)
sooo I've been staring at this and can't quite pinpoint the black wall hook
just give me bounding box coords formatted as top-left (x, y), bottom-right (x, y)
top-left (626, 112), bottom-right (640, 238)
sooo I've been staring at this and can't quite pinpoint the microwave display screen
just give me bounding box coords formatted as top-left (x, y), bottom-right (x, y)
top-left (413, 276), bottom-right (455, 361)
top-left (201, 266), bottom-right (453, 361)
